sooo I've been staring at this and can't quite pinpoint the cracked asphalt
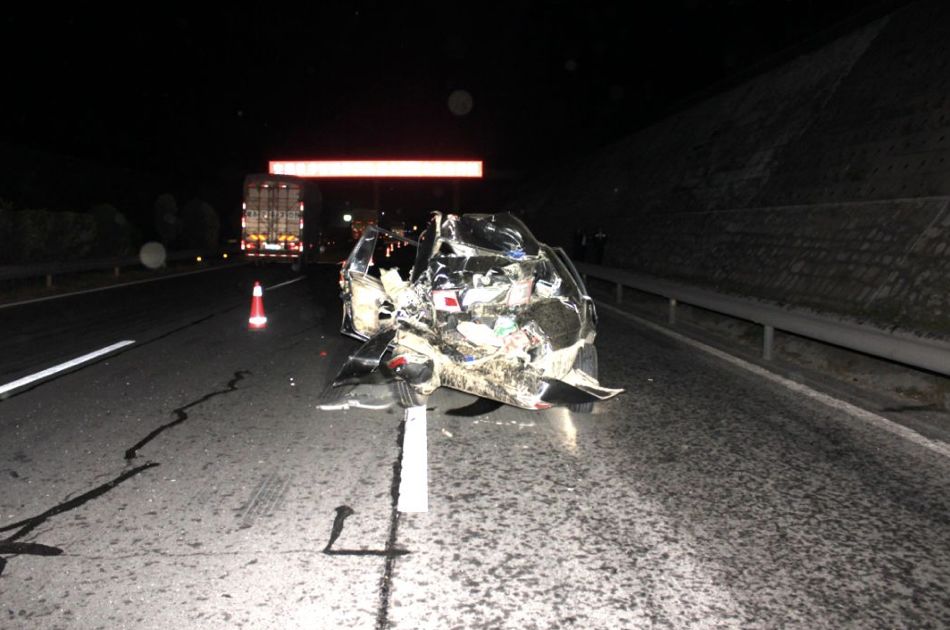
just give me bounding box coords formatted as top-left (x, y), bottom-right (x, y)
top-left (1, 264), bottom-right (948, 629)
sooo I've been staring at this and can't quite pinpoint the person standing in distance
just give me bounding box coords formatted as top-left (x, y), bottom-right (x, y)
top-left (592, 227), bottom-right (607, 264)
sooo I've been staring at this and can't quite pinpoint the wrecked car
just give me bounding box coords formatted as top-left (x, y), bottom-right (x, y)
top-left (335, 212), bottom-right (622, 411)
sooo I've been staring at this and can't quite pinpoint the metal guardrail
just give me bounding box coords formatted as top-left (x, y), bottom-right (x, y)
top-left (576, 262), bottom-right (950, 378)
top-left (0, 249), bottom-right (216, 286)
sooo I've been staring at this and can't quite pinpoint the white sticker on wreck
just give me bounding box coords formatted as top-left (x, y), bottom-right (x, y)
top-left (462, 285), bottom-right (507, 307)
top-left (433, 290), bottom-right (462, 312)
top-left (507, 278), bottom-right (533, 306)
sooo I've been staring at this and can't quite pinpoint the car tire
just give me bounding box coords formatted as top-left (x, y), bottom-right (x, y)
top-left (568, 344), bottom-right (598, 413)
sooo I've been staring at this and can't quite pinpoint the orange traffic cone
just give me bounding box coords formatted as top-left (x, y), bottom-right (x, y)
top-left (248, 281), bottom-right (267, 330)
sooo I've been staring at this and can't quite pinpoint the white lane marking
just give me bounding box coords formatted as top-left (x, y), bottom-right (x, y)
top-left (598, 302), bottom-right (950, 460)
top-left (266, 276), bottom-right (306, 291)
top-left (0, 263), bottom-right (248, 310)
top-left (398, 405), bottom-right (429, 513)
top-left (0, 340), bottom-right (136, 396)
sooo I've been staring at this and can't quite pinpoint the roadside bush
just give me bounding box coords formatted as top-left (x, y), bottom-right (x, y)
top-left (48, 209), bottom-right (99, 261)
top-left (0, 200), bottom-right (15, 264)
top-left (153, 193), bottom-right (180, 246)
top-left (0, 200), bottom-right (112, 265)
top-left (0, 206), bottom-right (97, 263)
top-left (90, 203), bottom-right (135, 257)
top-left (180, 198), bottom-right (220, 250)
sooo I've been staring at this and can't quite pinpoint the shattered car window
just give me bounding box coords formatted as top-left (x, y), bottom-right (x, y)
top-left (343, 228), bottom-right (379, 276)
top-left (411, 215), bottom-right (439, 283)
top-left (337, 212), bottom-right (622, 410)
top-left (441, 213), bottom-right (541, 257)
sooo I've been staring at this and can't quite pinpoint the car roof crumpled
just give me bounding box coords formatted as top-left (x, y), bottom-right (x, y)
top-left (442, 213), bottom-right (541, 256)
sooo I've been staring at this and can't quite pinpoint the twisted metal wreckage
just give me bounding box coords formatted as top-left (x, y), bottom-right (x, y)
top-left (334, 212), bottom-right (623, 410)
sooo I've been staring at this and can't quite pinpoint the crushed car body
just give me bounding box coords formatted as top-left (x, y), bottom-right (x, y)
top-left (335, 212), bottom-right (623, 410)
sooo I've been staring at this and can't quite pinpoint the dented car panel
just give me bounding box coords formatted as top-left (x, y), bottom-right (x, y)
top-left (337, 212), bottom-right (622, 410)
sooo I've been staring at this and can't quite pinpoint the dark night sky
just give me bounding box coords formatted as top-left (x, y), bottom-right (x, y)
top-left (2, 2), bottom-right (896, 185)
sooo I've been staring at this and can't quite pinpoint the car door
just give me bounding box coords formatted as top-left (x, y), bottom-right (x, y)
top-left (339, 226), bottom-right (390, 339)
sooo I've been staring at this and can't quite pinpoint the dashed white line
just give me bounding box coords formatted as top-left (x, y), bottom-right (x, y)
top-left (397, 405), bottom-right (429, 513)
top-left (0, 340), bottom-right (136, 397)
top-left (266, 276), bottom-right (306, 291)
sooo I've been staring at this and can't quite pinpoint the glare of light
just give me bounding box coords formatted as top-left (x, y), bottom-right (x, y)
top-left (196, 256), bottom-right (203, 263)
top-left (550, 408), bottom-right (578, 455)
top-left (268, 160), bottom-right (483, 178)
top-left (447, 89), bottom-right (474, 116)
top-left (139, 241), bottom-right (167, 269)
top-left (223, 253), bottom-right (229, 259)
top-left (343, 214), bottom-right (353, 222)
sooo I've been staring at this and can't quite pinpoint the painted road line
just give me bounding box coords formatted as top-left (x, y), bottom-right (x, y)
top-left (0, 340), bottom-right (136, 397)
top-left (397, 405), bottom-right (429, 513)
top-left (599, 301), bottom-right (950, 460)
top-left (265, 276), bottom-right (306, 291)
top-left (0, 263), bottom-right (248, 310)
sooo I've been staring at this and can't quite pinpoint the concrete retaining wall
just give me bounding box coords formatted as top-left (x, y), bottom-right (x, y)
top-left (512, 1), bottom-right (950, 336)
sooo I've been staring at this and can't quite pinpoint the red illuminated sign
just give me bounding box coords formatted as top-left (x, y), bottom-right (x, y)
top-left (268, 160), bottom-right (483, 178)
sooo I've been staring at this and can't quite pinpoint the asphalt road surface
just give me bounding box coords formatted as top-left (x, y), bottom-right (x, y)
top-left (1, 264), bottom-right (948, 629)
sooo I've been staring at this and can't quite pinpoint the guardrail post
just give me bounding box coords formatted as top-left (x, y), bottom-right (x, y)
top-left (668, 298), bottom-right (677, 325)
top-left (45, 273), bottom-right (53, 288)
top-left (763, 325), bottom-right (774, 361)
top-left (114, 266), bottom-right (120, 277)
top-left (615, 283), bottom-right (623, 304)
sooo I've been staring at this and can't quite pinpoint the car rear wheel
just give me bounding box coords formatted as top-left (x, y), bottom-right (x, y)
top-left (568, 344), bottom-right (598, 413)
